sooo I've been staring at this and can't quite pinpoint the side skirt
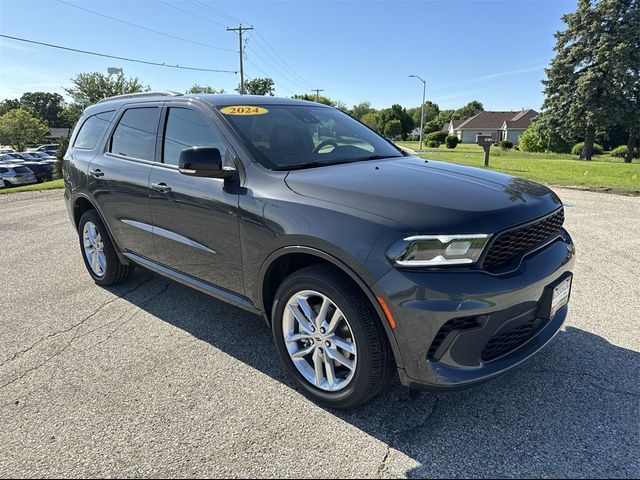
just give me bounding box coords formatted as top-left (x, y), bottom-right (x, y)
top-left (124, 252), bottom-right (260, 315)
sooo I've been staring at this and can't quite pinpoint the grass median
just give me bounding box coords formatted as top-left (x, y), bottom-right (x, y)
top-left (397, 142), bottom-right (640, 195)
top-left (0, 178), bottom-right (64, 194)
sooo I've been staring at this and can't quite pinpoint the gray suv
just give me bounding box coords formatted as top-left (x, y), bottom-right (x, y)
top-left (64, 92), bottom-right (575, 408)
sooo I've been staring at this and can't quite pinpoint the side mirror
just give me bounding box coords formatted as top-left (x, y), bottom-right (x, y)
top-left (178, 147), bottom-right (234, 178)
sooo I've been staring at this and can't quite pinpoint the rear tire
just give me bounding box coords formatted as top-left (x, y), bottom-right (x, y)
top-left (272, 264), bottom-right (394, 409)
top-left (78, 209), bottom-right (133, 286)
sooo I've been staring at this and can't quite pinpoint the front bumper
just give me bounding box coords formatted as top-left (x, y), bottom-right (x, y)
top-left (374, 230), bottom-right (575, 389)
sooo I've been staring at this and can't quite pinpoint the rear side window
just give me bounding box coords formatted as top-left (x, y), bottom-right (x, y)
top-left (163, 108), bottom-right (226, 166)
top-left (110, 107), bottom-right (160, 161)
top-left (73, 111), bottom-right (114, 149)
top-left (14, 166), bottom-right (31, 173)
top-left (0, 168), bottom-right (7, 173)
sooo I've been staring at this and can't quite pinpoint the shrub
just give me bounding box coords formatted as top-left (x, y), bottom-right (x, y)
top-left (611, 145), bottom-right (640, 159)
top-left (426, 140), bottom-right (439, 148)
top-left (498, 140), bottom-right (514, 150)
top-left (571, 142), bottom-right (603, 156)
top-left (445, 135), bottom-right (459, 149)
top-left (425, 131), bottom-right (448, 145)
top-left (519, 127), bottom-right (546, 152)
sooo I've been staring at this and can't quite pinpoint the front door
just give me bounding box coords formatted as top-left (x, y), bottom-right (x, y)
top-left (148, 104), bottom-right (243, 295)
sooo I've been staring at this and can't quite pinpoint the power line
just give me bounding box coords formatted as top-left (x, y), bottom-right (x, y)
top-left (244, 45), bottom-right (310, 92)
top-left (156, 0), bottom-right (227, 28)
top-left (253, 29), bottom-right (314, 89)
top-left (244, 58), bottom-right (296, 96)
top-left (188, 0), bottom-right (249, 25)
top-left (0, 34), bottom-right (238, 74)
top-left (57, 0), bottom-right (236, 53)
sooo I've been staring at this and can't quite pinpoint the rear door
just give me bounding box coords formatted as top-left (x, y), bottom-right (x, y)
top-left (88, 104), bottom-right (161, 259)
top-left (148, 103), bottom-right (243, 294)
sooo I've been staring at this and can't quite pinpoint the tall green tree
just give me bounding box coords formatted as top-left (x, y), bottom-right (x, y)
top-left (19, 92), bottom-right (66, 127)
top-left (58, 103), bottom-right (84, 130)
top-left (237, 77), bottom-right (275, 96)
top-left (383, 119), bottom-right (402, 138)
top-left (64, 72), bottom-right (149, 104)
top-left (186, 84), bottom-right (225, 94)
top-left (407, 101), bottom-right (439, 126)
top-left (542, 0), bottom-right (635, 160)
top-left (350, 101), bottom-right (375, 120)
top-left (454, 100), bottom-right (484, 119)
top-left (0, 108), bottom-right (49, 151)
top-left (0, 99), bottom-right (20, 116)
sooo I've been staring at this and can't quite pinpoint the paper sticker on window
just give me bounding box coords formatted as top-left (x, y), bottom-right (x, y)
top-left (220, 106), bottom-right (269, 115)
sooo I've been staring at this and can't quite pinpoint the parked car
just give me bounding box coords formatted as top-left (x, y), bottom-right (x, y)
top-left (64, 92), bottom-right (575, 409)
top-left (29, 151), bottom-right (57, 162)
top-left (1, 164), bottom-right (37, 187)
top-left (34, 144), bottom-right (59, 154)
top-left (3, 153), bottom-right (53, 182)
top-left (0, 153), bottom-right (17, 163)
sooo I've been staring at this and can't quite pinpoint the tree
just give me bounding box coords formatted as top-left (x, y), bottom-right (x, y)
top-left (293, 93), bottom-right (334, 106)
top-left (0, 99), bottom-right (20, 116)
top-left (236, 77), bottom-right (275, 96)
top-left (64, 72), bottom-right (149, 104)
top-left (542, 0), bottom-right (633, 160)
top-left (186, 84), bottom-right (225, 94)
top-left (350, 101), bottom-right (375, 120)
top-left (360, 111), bottom-right (380, 131)
top-left (0, 108), bottom-right (49, 151)
top-left (407, 101), bottom-right (439, 126)
top-left (384, 119), bottom-right (402, 138)
top-left (454, 100), bottom-right (484, 119)
top-left (19, 92), bottom-right (66, 128)
top-left (58, 103), bottom-right (84, 130)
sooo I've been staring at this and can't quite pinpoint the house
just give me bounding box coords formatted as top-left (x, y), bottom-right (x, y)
top-left (44, 128), bottom-right (70, 142)
top-left (442, 109), bottom-right (537, 145)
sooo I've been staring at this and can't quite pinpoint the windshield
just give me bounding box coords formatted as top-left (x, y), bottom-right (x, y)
top-left (218, 104), bottom-right (402, 170)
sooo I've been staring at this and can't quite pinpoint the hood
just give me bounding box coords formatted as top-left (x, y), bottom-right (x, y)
top-left (284, 157), bottom-right (562, 233)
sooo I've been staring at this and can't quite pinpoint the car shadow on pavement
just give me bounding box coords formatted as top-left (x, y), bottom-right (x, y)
top-left (112, 271), bottom-right (640, 478)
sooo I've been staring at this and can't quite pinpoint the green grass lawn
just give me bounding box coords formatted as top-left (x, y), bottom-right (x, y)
top-left (396, 142), bottom-right (640, 195)
top-left (0, 178), bottom-right (64, 194)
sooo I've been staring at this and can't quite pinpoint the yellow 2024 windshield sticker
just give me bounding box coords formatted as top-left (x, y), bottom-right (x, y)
top-left (220, 106), bottom-right (269, 115)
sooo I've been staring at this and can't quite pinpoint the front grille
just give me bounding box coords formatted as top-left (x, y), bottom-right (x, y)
top-left (481, 318), bottom-right (543, 362)
top-left (483, 209), bottom-right (564, 269)
top-left (428, 316), bottom-right (480, 359)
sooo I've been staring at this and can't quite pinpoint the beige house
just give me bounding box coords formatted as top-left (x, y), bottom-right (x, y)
top-left (442, 109), bottom-right (537, 145)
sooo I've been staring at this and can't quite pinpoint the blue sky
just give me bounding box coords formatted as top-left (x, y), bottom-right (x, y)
top-left (0, 0), bottom-right (576, 111)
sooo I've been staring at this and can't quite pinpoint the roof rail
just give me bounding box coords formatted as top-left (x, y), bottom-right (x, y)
top-left (96, 91), bottom-right (183, 104)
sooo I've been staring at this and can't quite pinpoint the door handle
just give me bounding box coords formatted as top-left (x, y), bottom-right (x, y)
top-left (89, 169), bottom-right (104, 177)
top-left (151, 182), bottom-right (171, 193)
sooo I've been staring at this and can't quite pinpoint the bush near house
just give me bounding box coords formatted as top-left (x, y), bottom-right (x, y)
top-left (499, 140), bottom-right (514, 150)
top-left (426, 131), bottom-right (448, 145)
top-left (426, 140), bottom-right (439, 148)
top-left (445, 135), bottom-right (459, 149)
top-left (572, 142), bottom-right (603, 156)
top-left (611, 145), bottom-right (640, 159)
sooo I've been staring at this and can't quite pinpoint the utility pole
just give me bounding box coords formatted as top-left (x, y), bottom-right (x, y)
top-left (409, 75), bottom-right (426, 151)
top-left (227, 24), bottom-right (253, 94)
top-left (311, 89), bottom-right (324, 102)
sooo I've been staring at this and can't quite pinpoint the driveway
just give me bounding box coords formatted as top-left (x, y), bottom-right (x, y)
top-left (0, 187), bottom-right (638, 478)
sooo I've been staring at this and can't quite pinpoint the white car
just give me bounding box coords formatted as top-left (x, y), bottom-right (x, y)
top-left (0, 164), bottom-right (37, 187)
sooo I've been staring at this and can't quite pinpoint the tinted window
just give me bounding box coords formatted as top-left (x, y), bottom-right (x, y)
top-left (219, 104), bottom-right (401, 170)
top-left (110, 107), bottom-right (160, 160)
top-left (163, 108), bottom-right (226, 166)
top-left (0, 168), bottom-right (7, 173)
top-left (74, 111), bottom-right (114, 149)
top-left (14, 166), bottom-right (31, 173)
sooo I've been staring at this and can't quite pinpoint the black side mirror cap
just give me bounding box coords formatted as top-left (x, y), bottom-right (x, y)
top-left (178, 147), bottom-right (234, 178)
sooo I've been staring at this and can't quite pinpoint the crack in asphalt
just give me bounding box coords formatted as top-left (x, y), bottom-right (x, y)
top-left (0, 276), bottom-right (155, 390)
top-left (531, 367), bottom-right (640, 398)
top-left (377, 394), bottom-right (440, 478)
top-left (0, 276), bottom-right (153, 369)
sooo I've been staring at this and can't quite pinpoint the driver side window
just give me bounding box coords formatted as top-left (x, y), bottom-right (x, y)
top-left (163, 107), bottom-right (227, 166)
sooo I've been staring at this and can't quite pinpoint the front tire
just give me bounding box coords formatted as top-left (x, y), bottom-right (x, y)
top-left (78, 209), bottom-right (134, 286)
top-left (272, 264), bottom-right (394, 409)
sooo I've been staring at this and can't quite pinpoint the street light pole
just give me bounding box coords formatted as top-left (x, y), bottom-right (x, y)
top-left (409, 74), bottom-right (426, 151)
top-left (108, 67), bottom-right (124, 95)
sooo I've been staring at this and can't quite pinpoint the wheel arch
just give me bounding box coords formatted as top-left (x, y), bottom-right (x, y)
top-left (258, 246), bottom-right (404, 370)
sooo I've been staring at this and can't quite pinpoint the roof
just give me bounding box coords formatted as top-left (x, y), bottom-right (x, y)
top-left (441, 119), bottom-right (464, 132)
top-left (46, 128), bottom-right (70, 138)
top-left (457, 110), bottom-right (538, 130)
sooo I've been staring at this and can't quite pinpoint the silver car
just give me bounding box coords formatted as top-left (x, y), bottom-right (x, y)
top-left (0, 164), bottom-right (37, 187)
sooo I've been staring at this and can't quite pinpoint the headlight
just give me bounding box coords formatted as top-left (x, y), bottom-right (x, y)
top-left (386, 234), bottom-right (491, 267)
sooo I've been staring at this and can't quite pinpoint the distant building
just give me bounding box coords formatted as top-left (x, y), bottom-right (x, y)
top-left (44, 128), bottom-right (70, 142)
top-left (441, 109), bottom-right (537, 145)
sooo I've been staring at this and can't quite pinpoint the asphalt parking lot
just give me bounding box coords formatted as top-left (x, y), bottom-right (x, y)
top-left (0, 187), bottom-right (638, 478)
